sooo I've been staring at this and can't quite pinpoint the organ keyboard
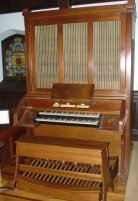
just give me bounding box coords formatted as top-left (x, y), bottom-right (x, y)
top-left (34, 110), bottom-right (102, 127)
top-left (38, 110), bottom-right (101, 118)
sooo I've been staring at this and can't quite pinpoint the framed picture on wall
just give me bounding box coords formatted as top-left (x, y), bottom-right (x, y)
top-left (2, 34), bottom-right (26, 81)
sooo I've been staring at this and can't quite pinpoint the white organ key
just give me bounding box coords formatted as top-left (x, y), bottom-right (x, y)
top-left (38, 110), bottom-right (101, 118)
top-left (35, 116), bottom-right (100, 127)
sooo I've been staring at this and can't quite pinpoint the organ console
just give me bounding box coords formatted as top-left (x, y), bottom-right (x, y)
top-left (13, 83), bottom-right (125, 174)
top-left (1, 1), bottom-right (135, 200)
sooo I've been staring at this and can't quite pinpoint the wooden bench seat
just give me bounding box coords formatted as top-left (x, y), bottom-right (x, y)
top-left (15, 135), bottom-right (114, 201)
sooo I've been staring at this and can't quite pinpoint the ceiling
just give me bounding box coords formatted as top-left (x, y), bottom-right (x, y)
top-left (0, 0), bottom-right (125, 14)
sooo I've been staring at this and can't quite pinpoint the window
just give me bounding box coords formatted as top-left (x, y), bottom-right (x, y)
top-left (2, 34), bottom-right (26, 81)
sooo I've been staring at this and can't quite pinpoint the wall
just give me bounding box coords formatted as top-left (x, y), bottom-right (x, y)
top-left (134, 0), bottom-right (138, 90)
top-left (0, 2), bottom-right (138, 89)
top-left (0, 12), bottom-right (24, 81)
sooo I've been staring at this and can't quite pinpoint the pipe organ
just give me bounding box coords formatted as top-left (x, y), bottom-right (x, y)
top-left (8, 1), bottom-right (135, 200)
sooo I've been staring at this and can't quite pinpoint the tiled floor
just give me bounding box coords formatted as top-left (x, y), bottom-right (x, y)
top-left (125, 141), bottom-right (138, 201)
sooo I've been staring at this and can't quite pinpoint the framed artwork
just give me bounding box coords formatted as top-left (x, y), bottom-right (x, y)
top-left (2, 34), bottom-right (26, 81)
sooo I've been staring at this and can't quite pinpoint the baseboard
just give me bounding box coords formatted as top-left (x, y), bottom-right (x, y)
top-left (131, 129), bottom-right (138, 141)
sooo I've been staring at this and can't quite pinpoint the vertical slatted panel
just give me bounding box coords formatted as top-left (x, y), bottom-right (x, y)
top-left (93, 21), bottom-right (120, 90)
top-left (63, 23), bottom-right (88, 84)
top-left (35, 25), bottom-right (58, 88)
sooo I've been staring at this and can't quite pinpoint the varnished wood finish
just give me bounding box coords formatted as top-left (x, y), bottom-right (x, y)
top-left (15, 135), bottom-right (114, 201)
top-left (51, 83), bottom-right (94, 101)
top-left (0, 174), bottom-right (127, 201)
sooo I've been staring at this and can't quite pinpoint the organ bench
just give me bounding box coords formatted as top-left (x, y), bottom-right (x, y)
top-left (14, 135), bottom-right (114, 201)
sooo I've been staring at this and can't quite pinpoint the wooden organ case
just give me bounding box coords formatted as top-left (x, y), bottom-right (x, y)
top-left (10, 1), bottom-right (135, 200)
